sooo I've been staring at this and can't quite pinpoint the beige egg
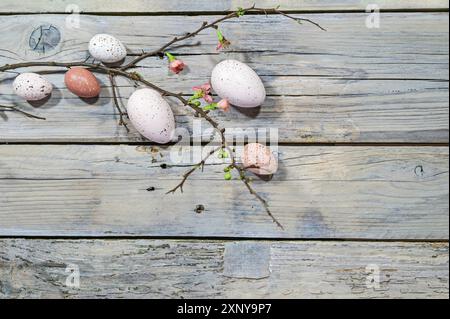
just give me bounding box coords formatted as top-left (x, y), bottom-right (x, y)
top-left (211, 59), bottom-right (266, 108)
top-left (242, 143), bottom-right (278, 175)
top-left (13, 73), bottom-right (53, 101)
top-left (88, 34), bottom-right (127, 64)
top-left (127, 88), bottom-right (175, 144)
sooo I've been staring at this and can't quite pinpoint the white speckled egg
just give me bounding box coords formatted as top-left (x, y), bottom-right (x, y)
top-left (127, 88), bottom-right (176, 144)
top-left (13, 73), bottom-right (53, 101)
top-left (211, 59), bottom-right (266, 108)
top-left (242, 143), bottom-right (278, 175)
top-left (88, 34), bottom-right (127, 63)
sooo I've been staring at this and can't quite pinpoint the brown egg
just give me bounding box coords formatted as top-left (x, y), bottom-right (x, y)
top-left (64, 67), bottom-right (101, 98)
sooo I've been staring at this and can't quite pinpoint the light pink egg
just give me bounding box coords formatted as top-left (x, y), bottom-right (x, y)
top-left (126, 88), bottom-right (175, 144)
top-left (88, 34), bottom-right (127, 64)
top-left (13, 73), bottom-right (53, 101)
top-left (211, 59), bottom-right (266, 108)
top-left (242, 143), bottom-right (278, 175)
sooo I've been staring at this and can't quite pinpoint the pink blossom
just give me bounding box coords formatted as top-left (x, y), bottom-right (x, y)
top-left (216, 29), bottom-right (231, 51)
top-left (193, 83), bottom-right (211, 94)
top-left (216, 39), bottom-right (231, 51)
top-left (204, 94), bottom-right (214, 103)
top-left (169, 60), bottom-right (185, 74)
top-left (193, 83), bottom-right (213, 103)
top-left (217, 99), bottom-right (231, 112)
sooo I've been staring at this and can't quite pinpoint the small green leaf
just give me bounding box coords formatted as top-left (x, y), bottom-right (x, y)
top-left (165, 52), bottom-right (176, 62)
top-left (203, 103), bottom-right (218, 111)
top-left (224, 171), bottom-right (232, 180)
top-left (190, 91), bottom-right (203, 100)
top-left (216, 29), bottom-right (224, 42)
top-left (191, 100), bottom-right (201, 107)
top-left (224, 166), bottom-right (231, 173)
top-left (218, 149), bottom-right (229, 159)
top-left (237, 7), bottom-right (245, 17)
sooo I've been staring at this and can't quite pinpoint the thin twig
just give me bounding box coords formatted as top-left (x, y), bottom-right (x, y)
top-left (234, 165), bottom-right (284, 229)
top-left (108, 73), bottom-right (129, 132)
top-left (166, 146), bottom-right (222, 194)
top-left (253, 7), bottom-right (327, 31)
top-left (120, 5), bottom-right (325, 70)
top-left (0, 105), bottom-right (46, 120)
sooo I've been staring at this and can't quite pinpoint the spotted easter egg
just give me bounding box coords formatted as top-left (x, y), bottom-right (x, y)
top-left (211, 59), bottom-right (266, 108)
top-left (242, 143), bottom-right (278, 175)
top-left (64, 67), bottom-right (101, 98)
top-left (13, 73), bottom-right (53, 101)
top-left (88, 34), bottom-right (127, 64)
top-left (126, 88), bottom-right (176, 144)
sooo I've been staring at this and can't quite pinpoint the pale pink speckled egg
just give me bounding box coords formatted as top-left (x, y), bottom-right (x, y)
top-left (13, 73), bottom-right (53, 101)
top-left (126, 88), bottom-right (175, 144)
top-left (211, 59), bottom-right (266, 108)
top-left (88, 34), bottom-right (127, 64)
top-left (242, 143), bottom-right (278, 175)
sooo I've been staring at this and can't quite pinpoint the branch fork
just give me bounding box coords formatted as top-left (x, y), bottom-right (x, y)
top-left (0, 7), bottom-right (325, 229)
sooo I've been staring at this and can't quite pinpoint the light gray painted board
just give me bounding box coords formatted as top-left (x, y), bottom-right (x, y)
top-left (1, 78), bottom-right (448, 143)
top-left (0, 13), bottom-right (448, 143)
top-left (0, 239), bottom-right (448, 299)
top-left (0, 0), bottom-right (448, 13)
top-left (0, 13), bottom-right (447, 79)
top-left (0, 145), bottom-right (448, 239)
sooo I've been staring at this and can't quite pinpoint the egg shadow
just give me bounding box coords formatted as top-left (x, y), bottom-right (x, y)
top-left (232, 105), bottom-right (262, 118)
top-left (0, 110), bottom-right (8, 121)
top-left (26, 85), bottom-right (64, 109)
top-left (28, 93), bottom-right (53, 108)
top-left (252, 173), bottom-right (275, 182)
top-left (70, 77), bottom-right (113, 107)
top-left (102, 58), bottom-right (126, 68)
top-left (80, 96), bottom-right (100, 105)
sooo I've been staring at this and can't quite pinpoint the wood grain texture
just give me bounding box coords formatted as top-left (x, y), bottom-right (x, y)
top-left (1, 79), bottom-right (448, 143)
top-left (0, 0), bottom-right (448, 13)
top-left (0, 13), bottom-right (448, 143)
top-left (0, 145), bottom-right (448, 239)
top-left (0, 239), bottom-right (448, 299)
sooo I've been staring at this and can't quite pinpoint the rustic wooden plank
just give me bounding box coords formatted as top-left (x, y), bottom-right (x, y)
top-left (0, 239), bottom-right (447, 299)
top-left (0, 0), bottom-right (448, 13)
top-left (0, 145), bottom-right (447, 239)
top-left (1, 79), bottom-right (448, 143)
top-left (0, 13), bottom-right (448, 143)
top-left (0, 14), bottom-right (447, 78)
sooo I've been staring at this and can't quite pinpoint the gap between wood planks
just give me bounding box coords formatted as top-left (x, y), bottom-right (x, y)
top-left (1, 142), bottom-right (448, 146)
top-left (0, 8), bottom-right (448, 16)
top-left (0, 235), bottom-right (448, 243)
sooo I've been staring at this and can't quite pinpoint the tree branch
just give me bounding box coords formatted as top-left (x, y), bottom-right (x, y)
top-left (0, 105), bottom-right (46, 120)
top-left (108, 73), bottom-right (129, 132)
top-left (0, 6), bottom-right (323, 229)
top-left (166, 146), bottom-right (222, 194)
top-left (120, 5), bottom-right (325, 70)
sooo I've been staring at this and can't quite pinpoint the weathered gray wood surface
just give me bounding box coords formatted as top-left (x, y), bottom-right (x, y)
top-left (1, 13), bottom-right (448, 143)
top-left (0, 1), bottom-right (448, 299)
top-left (0, 145), bottom-right (448, 239)
top-left (0, 0), bottom-right (448, 13)
top-left (0, 239), bottom-right (448, 299)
